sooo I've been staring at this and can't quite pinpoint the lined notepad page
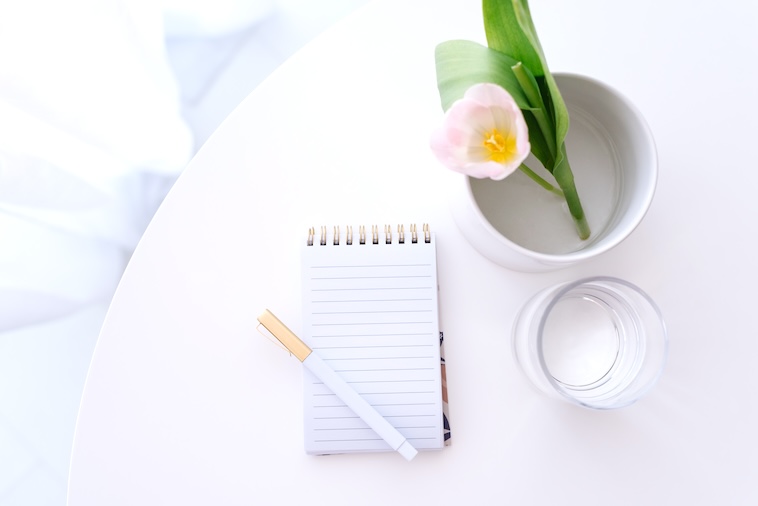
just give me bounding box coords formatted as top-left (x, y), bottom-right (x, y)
top-left (300, 229), bottom-right (443, 455)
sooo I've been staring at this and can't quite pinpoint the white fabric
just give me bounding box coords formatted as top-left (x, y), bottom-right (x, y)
top-left (0, 0), bottom-right (193, 330)
top-left (162, 0), bottom-right (275, 37)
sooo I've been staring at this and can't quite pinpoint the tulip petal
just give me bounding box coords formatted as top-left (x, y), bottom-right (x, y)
top-left (430, 82), bottom-right (530, 180)
top-left (464, 82), bottom-right (517, 107)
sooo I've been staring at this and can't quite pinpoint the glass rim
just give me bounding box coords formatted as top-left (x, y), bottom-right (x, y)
top-left (535, 275), bottom-right (668, 409)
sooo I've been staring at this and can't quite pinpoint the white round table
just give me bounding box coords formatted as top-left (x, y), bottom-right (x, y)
top-left (68, 1), bottom-right (758, 504)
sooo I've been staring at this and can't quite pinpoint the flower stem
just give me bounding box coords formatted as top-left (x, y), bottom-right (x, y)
top-left (519, 164), bottom-right (563, 197)
top-left (552, 144), bottom-right (591, 240)
top-left (511, 64), bottom-right (590, 240)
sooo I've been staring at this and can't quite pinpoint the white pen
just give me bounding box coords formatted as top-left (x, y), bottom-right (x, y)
top-left (257, 309), bottom-right (418, 461)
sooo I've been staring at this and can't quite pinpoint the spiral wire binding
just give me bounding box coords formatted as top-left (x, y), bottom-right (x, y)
top-left (306, 224), bottom-right (431, 246)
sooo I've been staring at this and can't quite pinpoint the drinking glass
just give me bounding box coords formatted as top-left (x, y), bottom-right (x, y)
top-left (512, 277), bottom-right (668, 409)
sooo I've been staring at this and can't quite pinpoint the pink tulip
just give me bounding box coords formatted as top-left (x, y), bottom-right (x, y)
top-left (430, 83), bottom-right (530, 180)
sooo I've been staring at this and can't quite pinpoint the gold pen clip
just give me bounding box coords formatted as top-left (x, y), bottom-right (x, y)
top-left (256, 309), bottom-right (312, 362)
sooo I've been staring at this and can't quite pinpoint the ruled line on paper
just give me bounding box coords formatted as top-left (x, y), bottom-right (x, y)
top-left (312, 344), bottom-right (434, 349)
top-left (312, 310), bottom-right (433, 315)
top-left (313, 437), bottom-right (439, 443)
top-left (313, 436), bottom-right (439, 441)
top-left (312, 322), bottom-right (433, 327)
top-left (315, 379), bottom-right (437, 385)
top-left (310, 264), bottom-right (431, 269)
top-left (313, 403), bottom-right (438, 408)
top-left (314, 414), bottom-right (437, 420)
top-left (311, 333), bottom-right (432, 338)
top-left (332, 367), bottom-right (436, 373)
top-left (324, 358), bottom-right (433, 362)
top-left (312, 298), bottom-right (433, 303)
top-left (314, 426), bottom-right (437, 431)
top-left (311, 381), bottom-right (436, 390)
top-left (313, 390), bottom-right (436, 396)
top-left (311, 275), bottom-right (432, 280)
top-left (311, 287), bottom-right (432, 291)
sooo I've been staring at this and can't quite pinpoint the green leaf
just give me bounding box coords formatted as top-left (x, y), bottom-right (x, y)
top-left (511, 62), bottom-right (556, 158)
top-left (482, 0), bottom-right (545, 77)
top-left (434, 40), bottom-right (530, 111)
top-left (522, 111), bottom-right (553, 171)
top-left (482, 0), bottom-right (569, 168)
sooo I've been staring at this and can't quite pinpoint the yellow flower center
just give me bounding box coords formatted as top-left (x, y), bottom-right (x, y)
top-left (483, 128), bottom-right (517, 163)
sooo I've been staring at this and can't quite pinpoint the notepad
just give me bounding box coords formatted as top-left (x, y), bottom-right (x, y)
top-left (300, 224), bottom-right (445, 455)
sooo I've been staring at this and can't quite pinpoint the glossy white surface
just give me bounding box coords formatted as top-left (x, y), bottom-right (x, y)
top-left (69, 0), bottom-right (758, 504)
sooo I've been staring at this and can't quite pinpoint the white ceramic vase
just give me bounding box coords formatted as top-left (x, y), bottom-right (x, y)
top-left (448, 73), bottom-right (657, 272)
